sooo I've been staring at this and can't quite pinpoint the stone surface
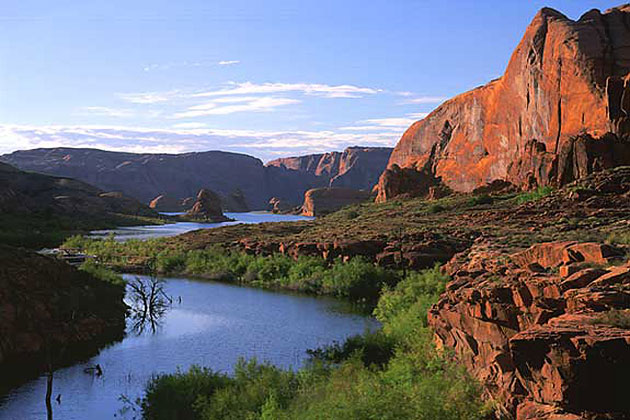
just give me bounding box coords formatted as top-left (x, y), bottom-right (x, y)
top-left (376, 6), bottom-right (630, 202)
top-left (268, 146), bottom-right (393, 191)
top-left (185, 189), bottom-right (231, 222)
top-left (429, 240), bottom-right (630, 419)
top-left (149, 194), bottom-right (183, 212)
top-left (301, 187), bottom-right (371, 217)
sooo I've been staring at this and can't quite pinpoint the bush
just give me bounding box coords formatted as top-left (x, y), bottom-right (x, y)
top-left (78, 259), bottom-right (125, 286)
top-left (427, 203), bottom-right (446, 214)
top-left (466, 194), bottom-right (493, 207)
top-left (515, 186), bottom-right (553, 204)
top-left (142, 366), bottom-right (230, 420)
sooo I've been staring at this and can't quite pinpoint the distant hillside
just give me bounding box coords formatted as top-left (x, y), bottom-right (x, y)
top-left (0, 161), bottom-right (160, 247)
top-left (2, 146), bottom-right (392, 209)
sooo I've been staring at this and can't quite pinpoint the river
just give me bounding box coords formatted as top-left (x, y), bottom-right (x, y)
top-left (89, 211), bottom-right (313, 241)
top-left (0, 274), bottom-right (377, 419)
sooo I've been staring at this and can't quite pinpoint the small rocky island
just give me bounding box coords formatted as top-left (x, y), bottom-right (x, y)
top-left (180, 188), bottom-right (233, 222)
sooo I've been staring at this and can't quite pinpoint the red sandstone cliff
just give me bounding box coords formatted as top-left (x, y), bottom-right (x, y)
top-left (376, 6), bottom-right (630, 201)
top-left (268, 146), bottom-right (393, 192)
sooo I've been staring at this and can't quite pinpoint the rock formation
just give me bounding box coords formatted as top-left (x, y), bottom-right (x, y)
top-left (301, 188), bottom-right (372, 217)
top-left (376, 5), bottom-right (630, 202)
top-left (430, 240), bottom-right (630, 419)
top-left (0, 245), bottom-right (126, 391)
top-left (268, 197), bottom-right (295, 214)
top-left (149, 194), bottom-right (183, 212)
top-left (268, 146), bottom-right (393, 192)
top-left (184, 189), bottom-right (231, 222)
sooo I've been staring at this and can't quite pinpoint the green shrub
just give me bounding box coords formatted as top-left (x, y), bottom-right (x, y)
top-left (78, 259), bottom-right (125, 286)
top-left (142, 366), bottom-right (230, 420)
top-left (466, 194), bottom-right (493, 207)
top-left (427, 203), bottom-right (446, 214)
top-left (515, 186), bottom-right (553, 204)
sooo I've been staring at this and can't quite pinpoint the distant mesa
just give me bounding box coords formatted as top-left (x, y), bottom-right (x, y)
top-left (183, 189), bottom-right (232, 222)
top-left (267, 146), bottom-right (392, 192)
top-left (1, 146), bottom-right (392, 211)
top-left (301, 187), bottom-right (372, 217)
top-left (375, 5), bottom-right (630, 202)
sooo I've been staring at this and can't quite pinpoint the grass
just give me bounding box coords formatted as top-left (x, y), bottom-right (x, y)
top-left (137, 266), bottom-right (488, 420)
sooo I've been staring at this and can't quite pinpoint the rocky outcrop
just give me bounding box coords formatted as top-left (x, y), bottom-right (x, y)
top-left (429, 240), bottom-right (630, 419)
top-left (301, 188), bottom-right (372, 217)
top-left (267, 146), bottom-right (393, 191)
top-left (376, 5), bottom-right (630, 202)
top-left (149, 194), bottom-right (183, 212)
top-left (268, 197), bottom-right (296, 214)
top-left (0, 245), bottom-right (126, 391)
top-left (184, 189), bottom-right (231, 222)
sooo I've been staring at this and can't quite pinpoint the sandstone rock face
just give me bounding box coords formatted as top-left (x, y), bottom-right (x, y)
top-left (301, 188), bottom-right (371, 217)
top-left (0, 245), bottom-right (126, 390)
top-left (429, 240), bottom-right (630, 419)
top-left (376, 6), bottom-right (630, 201)
top-left (185, 189), bottom-right (231, 222)
top-left (267, 146), bottom-right (393, 191)
top-left (149, 194), bottom-right (183, 212)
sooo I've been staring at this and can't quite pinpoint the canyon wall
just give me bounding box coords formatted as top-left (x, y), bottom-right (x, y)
top-left (376, 6), bottom-right (630, 201)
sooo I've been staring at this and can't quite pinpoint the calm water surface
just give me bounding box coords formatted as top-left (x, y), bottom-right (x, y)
top-left (0, 275), bottom-right (377, 419)
top-left (90, 212), bottom-right (312, 241)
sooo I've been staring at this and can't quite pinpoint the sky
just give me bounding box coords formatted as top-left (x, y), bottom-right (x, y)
top-left (0, 0), bottom-right (624, 162)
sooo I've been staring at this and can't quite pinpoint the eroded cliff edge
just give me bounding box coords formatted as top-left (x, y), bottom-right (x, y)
top-left (376, 5), bottom-right (630, 201)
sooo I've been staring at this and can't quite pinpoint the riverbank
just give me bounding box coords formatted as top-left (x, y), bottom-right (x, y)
top-left (0, 245), bottom-right (127, 395)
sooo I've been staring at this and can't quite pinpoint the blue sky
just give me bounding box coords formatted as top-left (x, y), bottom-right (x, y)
top-left (0, 0), bottom-right (623, 161)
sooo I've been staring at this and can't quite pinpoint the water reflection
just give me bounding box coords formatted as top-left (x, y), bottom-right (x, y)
top-left (127, 275), bottom-right (172, 335)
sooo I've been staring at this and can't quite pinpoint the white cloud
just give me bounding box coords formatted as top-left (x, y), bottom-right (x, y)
top-left (404, 96), bottom-right (448, 104)
top-left (173, 96), bottom-right (300, 118)
top-left (192, 82), bottom-right (382, 99)
top-left (171, 122), bottom-right (207, 129)
top-left (0, 124), bottom-right (399, 162)
top-left (218, 60), bottom-right (240, 66)
top-left (77, 106), bottom-right (137, 118)
top-left (117, 91), bottom-right (180, 104)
